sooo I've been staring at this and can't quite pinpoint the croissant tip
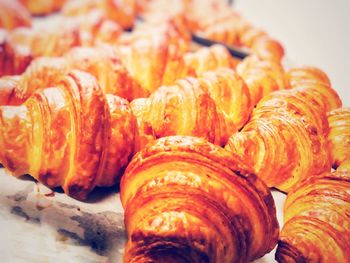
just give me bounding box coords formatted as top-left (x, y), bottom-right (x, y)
top-left (65, 183), bottom-right (90, 201)
top-left (275, 240), bottom-right (307, 263)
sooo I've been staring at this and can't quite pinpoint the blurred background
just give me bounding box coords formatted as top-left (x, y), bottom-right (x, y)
top-left (236, 0), bottom-right (350, 105)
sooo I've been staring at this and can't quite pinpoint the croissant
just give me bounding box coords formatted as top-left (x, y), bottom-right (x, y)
top-left (0, 70), bottom-right (136, 200)
top-left (131, 67), bottom-right (253, 149)
top-left (19, 0), bottom-right (67, 15)
top-left (116, 33), bottom-right (235, 96)
top-left (62, 0), bottom-right (136, 30)
top-left (0, 0), bottom-right (31, 30)
top-left (199, 67), bottom-right (251, 130)
top-left (0, 11), bottom-right (122, 76)
top-left (225, 67), bottom-right (342, 192)
top-left (115, 19), bottom-right (191, 95)
top-left (186, 0), bottom-right (284, 62)
top-left (236, 55), bottom-right (287, 105)
top-left (0, 45), bottom-right (143, 105)
top-left (275, 170), bottom-right (350, 262)
top-left (327, 107), bottom-right (350, 170)
top-left (120, 135), bottom-right (279, 263)
top-left (162, 44), bottom-right (237, 87)
top-left (137, 77), bottom-right (227, 146)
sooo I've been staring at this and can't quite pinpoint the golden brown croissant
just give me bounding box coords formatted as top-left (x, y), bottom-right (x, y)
top-left (162, 44), bottom-right (237, 87)
top-left (19, 0), bottom-right (67, 15)
top-left (137, 77), bottom-right (228, 146)
top-left (120, 135), bottom-right (279, 263)
top-left (115, 18), bottom-right (191, 96)
top-left (0, 45), bottom-right (143, 105)
top-left (225, 67), bottom-right (342, 192)
top-left (0, 11), bottom-right (122, 76)
top-left (327, 107), bottom-right (350, 170)
top-left (186, 0), bottom-right (284, 62)
top-left (116, 22), bottom-right (235, 96)
top-left (0, 70), bottom-right (136, 200)
top-left (236, 55), bottom-right (287, 105)
top-left (199, 67), bottom-right (251, 130)
top-left (0, 0), bottom-right (31, 30)
top-left (275, 170), bottom-right (350, 262)
top-left (131, 68), bottom-right (253, 149)
top-left (62, 0), bottom-right (136, 30)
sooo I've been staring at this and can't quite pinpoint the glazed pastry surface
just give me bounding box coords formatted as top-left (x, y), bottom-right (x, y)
top-left (0, 11), bottom-right (122, 76)
top-left (121, 136), bottom-right (279, 263)
top-left (131, 68), bottom-right (254, 149)
top-left (0, 45), bottom-right (142, 105)
top-left (226, 67), bottom-right (342, 192)
top-left (276, 170), bottom-right (350, 262)
top-left (0, 70), bottom-right (136, 200)
top-left (327, 107), bottom-right (350, 170)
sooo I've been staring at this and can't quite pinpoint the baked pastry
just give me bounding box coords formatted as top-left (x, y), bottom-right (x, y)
top-left (327, 107), bottom-right (350, 170)
top-left (120, 135), bottom-right (279, 263)
top-left (19, 0), bottom-right (67, 15)
top-left (115, 18), bottom-right (191, 95)
top-left (0, 11), bottom-right (122, 76)
top-left (276, 170), bottom-right (350, 262)
top-left (131, 68), bottom-right (253, 149)
top-left (0, 0), bottom-right (31, 30)
top-left (62, 0), bottom-right (136, 30)
top-left (0, 44), bottom-right (236, 106)
top-left (225, 67), bottom-right (342, 192)
top-left (199, 67), bottom-right (251, 130)
top-left (162, 44), bottom-right (237, 87)
top-left (0, 45), bottom-right (142, 105)
top-left (0, 70), bottom-right (136, 200)
top-left (236, 55), bottom-right (287, 105)
top-left (116, 31), bottom-right (236, 96)
top-left (136, 77), bottom-right (228, 146)
top-left (186, 0), bottom-right (284, 62)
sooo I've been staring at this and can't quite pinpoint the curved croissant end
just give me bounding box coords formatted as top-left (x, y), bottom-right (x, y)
top-left (225, 67), bottom-right (339, 192)
top-left (146, 77), bottom-right (228, 146)
top-left (183, 44), bottom-right (237, 77)
top-left (200, 67), bottom-right (251, 130)
top-left (327, 107), bottom-right (350, 170)
top-left (236, 55), bottom-right (287, 106)
top-left (285, 66), bottom-right (331, 88)
top-left (121, 136), bottom-right (279, 263)
top-left (276, 171), bottom-right (350, 262)
top-left (0, 70), bottom-right (135, 199)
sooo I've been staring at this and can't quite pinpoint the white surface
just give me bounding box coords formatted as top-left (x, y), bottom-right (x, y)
top-left (236, 0), bottom-right (350, 106)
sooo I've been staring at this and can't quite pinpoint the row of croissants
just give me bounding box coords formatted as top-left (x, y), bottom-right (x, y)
top-left (1, 0), bottom-right (350, 262)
